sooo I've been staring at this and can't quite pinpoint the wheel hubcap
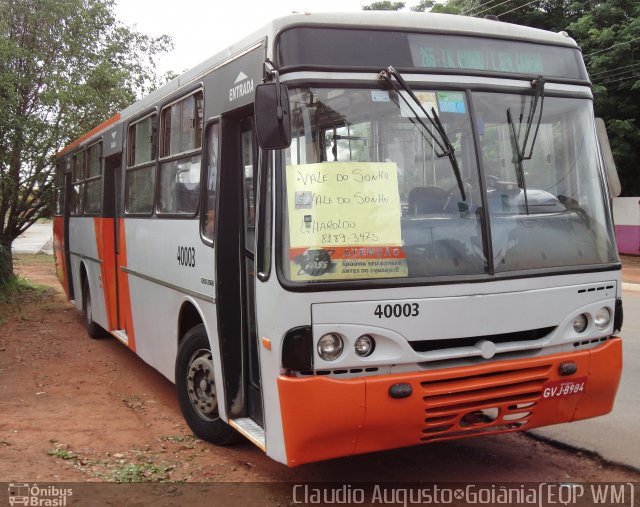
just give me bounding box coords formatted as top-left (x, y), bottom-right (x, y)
top-left (186, 349), bottom-right (217, 420)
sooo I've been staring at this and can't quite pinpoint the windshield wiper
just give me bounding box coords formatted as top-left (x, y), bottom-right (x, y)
top-left (379, 66), bottom-right (466, 202)
top-left (506, 76), bottom-right (546, 215)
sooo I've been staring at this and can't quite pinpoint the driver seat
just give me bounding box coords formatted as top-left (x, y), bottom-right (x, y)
top-left (408, 186), bottom-right (448, 215)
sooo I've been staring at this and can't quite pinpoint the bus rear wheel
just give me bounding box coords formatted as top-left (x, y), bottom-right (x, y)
top-left (176, 324), bottom-right (238, 445)
top-left (82, 277), bottom-right (103, 339)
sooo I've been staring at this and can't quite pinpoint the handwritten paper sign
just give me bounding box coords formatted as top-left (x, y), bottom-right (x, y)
top-left (286, 162), bottom-right (408, 281)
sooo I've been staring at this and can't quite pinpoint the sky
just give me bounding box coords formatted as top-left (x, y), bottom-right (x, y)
top-left (114, 0), bottom-right (383, 77)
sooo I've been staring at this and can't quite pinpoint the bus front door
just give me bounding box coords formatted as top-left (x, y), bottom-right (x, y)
top-left (216, 112), bottom-right (264, 428)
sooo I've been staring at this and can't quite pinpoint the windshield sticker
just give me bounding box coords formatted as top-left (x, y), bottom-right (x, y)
top-left (437, 92), bottom-right (466, 113)
top-left (295, 191), bottom-right (313, 209)
top-left (371, 90), bottom-right (390, 102)
top-left (286, 162), bottom-right (408, 280)
top-left (400, 91), bottom-right (438, 118)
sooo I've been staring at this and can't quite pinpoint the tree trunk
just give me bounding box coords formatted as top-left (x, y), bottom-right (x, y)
top-left (0, 235), bottom-right (14, 288)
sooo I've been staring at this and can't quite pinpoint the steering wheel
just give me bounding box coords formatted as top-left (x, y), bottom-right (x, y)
top-left (485, 174), bottom-right (501, 190)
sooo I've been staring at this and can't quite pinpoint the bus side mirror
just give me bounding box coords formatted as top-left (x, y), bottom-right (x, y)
top-left (255, 82), bottom-right (291, 150)
top-left (595, 117), bottom-right (621, 197)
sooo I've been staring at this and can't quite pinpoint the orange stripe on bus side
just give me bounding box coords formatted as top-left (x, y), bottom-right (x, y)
top-left (93, 218), bottom-right (118, 330)
top-left (117, 218), bottom-right (136, 352)
top-left (52, 217), bottom-right (69, 298)
top-left (56, 114), bottom-right (121, 157)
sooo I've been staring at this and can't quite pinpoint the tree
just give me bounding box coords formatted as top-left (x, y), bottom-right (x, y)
top-left (0, 0), bottom-right (172, 286)
top-left (411, 0), bottom-right (436, 11)
top-left (363, 1), bottom-right (406, 10)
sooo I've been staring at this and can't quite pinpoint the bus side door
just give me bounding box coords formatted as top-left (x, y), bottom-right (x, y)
top-left (216, 112), bottom-right (263, 427)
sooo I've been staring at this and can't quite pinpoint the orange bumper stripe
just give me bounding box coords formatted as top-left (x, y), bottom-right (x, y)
top-left (277, 338), bottom-right (622, 466)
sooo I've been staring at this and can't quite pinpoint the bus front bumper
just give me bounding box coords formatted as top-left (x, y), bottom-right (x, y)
top-left (277, 338), bottom-right (622, 466)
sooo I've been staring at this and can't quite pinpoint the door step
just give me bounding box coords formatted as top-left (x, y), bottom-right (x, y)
top-left (111, 329), bottom-right (129, 346)
top-left (229, 418), bottom-right (265, 451)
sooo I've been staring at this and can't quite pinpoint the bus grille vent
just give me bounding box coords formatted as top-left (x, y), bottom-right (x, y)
top-left (296, 367), bottom-right (379, 378)
top-left (577, 284), bottom-right (613, 294)
top-left (573, 336), bottom-right (610, 348)
top-left (409, 326), bottom-right (555, 354)
top-left (419, 364), bottom-right (551, 442)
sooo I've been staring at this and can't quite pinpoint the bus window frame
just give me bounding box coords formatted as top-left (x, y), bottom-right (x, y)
top-left (255, 149), bottom-right (273, 281)
top-left (71, 149), bottom-right (86, 216)
top-left (124, 110), bottom-right (158, 217)
top-left (53, 161), bottom-right (65, 217)
top-left (127, 111), bottom-right (158, 169)
top-left (200, 118), bottom-right (221, 247)
top-left (157, 87), bottom-right (204, 218)
top-left (83, 140), bottom-right (103, 216)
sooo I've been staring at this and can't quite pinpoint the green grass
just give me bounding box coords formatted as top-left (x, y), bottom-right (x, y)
top-left (47, 448), bottom-right (77, 460)
top-left (0, 275), bottom-right (50, 304)
top-left (159, 434), bottom-right (196, 443)
top-left (108, 462), bottom-right (173, 483)
top-left (14, 253), bottom-right (55, 265)
top-left (0, 274), bottom-right (52, 324)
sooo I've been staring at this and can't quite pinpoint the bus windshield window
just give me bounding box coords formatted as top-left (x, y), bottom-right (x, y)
top-left (473, 93), bottom-right (618, 271)
top-left (282, 87), bottom-right (486, 282)
top-left (281, 87), bottom-right (617, 283)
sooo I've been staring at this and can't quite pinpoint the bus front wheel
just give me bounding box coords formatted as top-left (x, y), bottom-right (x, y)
top-left (175, 324), bottom-right (238, 445)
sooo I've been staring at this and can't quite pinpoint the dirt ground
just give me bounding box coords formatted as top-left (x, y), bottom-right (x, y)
top-left (1, 255), bottom-right (639, 488)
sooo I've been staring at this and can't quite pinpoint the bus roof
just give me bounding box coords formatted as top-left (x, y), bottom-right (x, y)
top-left (57, 12), bottom-right (579, 157)
top-left (263, 11), bottom-right (578, 47)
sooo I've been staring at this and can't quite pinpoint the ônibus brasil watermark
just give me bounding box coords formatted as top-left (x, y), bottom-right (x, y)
top-left (292, 483), bottom-right (636, 506)
top-left (7, 484), bottom-right (72, 506)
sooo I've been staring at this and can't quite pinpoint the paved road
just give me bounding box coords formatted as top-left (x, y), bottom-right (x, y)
top-left (11, 222), bottom-right (53, 254)
top-left (530, 289), bottom-right (640, 471)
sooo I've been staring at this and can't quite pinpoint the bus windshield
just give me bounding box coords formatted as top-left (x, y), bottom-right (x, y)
top-left (281, 87), bottom-right (617, 283)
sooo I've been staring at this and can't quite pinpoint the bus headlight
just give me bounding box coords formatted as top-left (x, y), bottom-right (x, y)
top-left (594, 307), bottom-right (611, 330)
top-left (355, 334), bottom-right (375, 357)
top-left (317, 333), bottom-right (343, 361)
top-left (572, 314), bottom-right (588, 333)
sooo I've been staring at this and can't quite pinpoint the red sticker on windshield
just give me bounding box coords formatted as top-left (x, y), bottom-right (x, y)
top-left (542, 378), bottom-right (587, 399)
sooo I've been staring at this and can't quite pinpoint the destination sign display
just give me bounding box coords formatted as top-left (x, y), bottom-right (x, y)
top-left (277, 28), bottom-right (588, 80)
top-left (408, 34), bottom-right (548, 74)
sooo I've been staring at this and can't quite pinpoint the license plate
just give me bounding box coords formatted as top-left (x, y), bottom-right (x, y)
top-left (542, 378), bottom-right (587, 399)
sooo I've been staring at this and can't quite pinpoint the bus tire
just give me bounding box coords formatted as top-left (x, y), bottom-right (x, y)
top-left (176, 324), bottom-right (239, 445)
top-left (82, 277), bottom-right (103, 339)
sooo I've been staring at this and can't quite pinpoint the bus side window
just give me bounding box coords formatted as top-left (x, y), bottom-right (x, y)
top-left (54, 161), bottom-right (64, 216)
top-left (201, 121), bottom-right (219, 244)
top-left (84, 141), bottom-right (102, 215)
top-left (158, 90), bottom-right (203, 215)
top-left (71, 150), bottom-right (85, 215)
top-left (125, 113), bottom-right (157, 215)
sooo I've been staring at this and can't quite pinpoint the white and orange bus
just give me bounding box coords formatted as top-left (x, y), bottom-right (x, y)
top-left (53, 12), bottom-right (623, 466)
